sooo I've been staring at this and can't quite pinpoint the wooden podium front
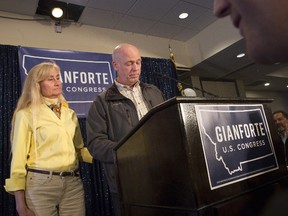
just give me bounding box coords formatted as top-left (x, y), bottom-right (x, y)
top-left (114, 97), bottom-right (288, 216)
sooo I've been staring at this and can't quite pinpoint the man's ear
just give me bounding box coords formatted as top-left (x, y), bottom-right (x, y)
top-left (112, 60), bottom-right (118, 71)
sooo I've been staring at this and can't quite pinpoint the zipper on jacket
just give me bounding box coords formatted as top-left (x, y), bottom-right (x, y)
top-left (148, 99), bottom-right (153, 108)
top-left (126, 109), bottom-right (132, 125)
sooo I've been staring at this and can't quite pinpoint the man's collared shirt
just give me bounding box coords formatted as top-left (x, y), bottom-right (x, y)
top-left (115, 80), bottom-right (149, 119)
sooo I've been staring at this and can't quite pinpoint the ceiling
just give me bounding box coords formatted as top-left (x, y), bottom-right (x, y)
top-left (0, 0), bottom-right (288, 92)
top-left (0, 0), bottom-right (217, 41)
top-left (183, 39), bottom-right (288, 92)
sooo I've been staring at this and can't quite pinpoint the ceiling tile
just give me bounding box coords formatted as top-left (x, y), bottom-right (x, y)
top-left (146, 22), bottom-right (185, 39)
top-left (127, 0), bottom-right (178, 21)
top-left (115, 15), bottom-right (156, 34)
top-left (182, 0), bottom-right (214, 9)
top-left (86, 0), bottom-right (137, 14)
top-left (160, 1), bottom-right (211, 27)
top-left (0, 0), bottom-right (38, 15)
top-left (186, 12), bottom-right (217, 31)
top-left (64, 0), bottom-right (89, 6)
top-left (80, 7), bottom-right (124, 28)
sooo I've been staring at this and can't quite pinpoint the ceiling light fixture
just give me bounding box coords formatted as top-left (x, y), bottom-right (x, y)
top-left (36, 0), bottom-right (85, 22)
top-left (179, 13), bottom-right (188, 19)
top-left (51, 7), bottom-right (64, 19)
top-left (236, 53), bottom-right (245, 58)
top-left (264, 83), bottom-right (270, 87)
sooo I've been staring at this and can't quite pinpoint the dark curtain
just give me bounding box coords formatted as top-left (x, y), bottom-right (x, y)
top-left (0, 44), bottom-right (179, 216)
top-left (141, 56), bottom-right (180, 99)
top-left (0, 45), bottom-right (21, 216)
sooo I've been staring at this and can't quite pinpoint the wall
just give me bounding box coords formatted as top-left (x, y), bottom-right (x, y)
top-left (246, 90), bottom-right (288, 112)
top-left (185, 17), bottom-right (241, 66)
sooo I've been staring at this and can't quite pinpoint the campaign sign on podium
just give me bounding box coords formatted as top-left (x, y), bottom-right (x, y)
top-left (195, 104), bottom-right (278, 190)
top-left (115, 97), bottom-right (288, 216)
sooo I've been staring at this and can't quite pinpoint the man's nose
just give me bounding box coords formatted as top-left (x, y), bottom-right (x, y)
top-left (213, 0), bottom-right (230, 18)
top-left (276, 121), bottom-right (282, 125)
top-left (132, 62), bottom-right (138, 69)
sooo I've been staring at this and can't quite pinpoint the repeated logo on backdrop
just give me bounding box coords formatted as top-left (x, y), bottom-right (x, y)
top-left (18, 46), bottom-right (116, 117)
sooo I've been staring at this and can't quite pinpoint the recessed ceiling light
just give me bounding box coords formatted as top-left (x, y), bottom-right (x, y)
top-left (236, 53), bottom-right (245, 58)
top-left (179, 13), bottom-right (188, 19)
top-left (52, 7), bottom-right (64, 19)
top-left (264, 83), bottom-right (270, 87)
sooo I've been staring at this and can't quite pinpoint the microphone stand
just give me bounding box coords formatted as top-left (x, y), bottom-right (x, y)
top-left (154, 72), bottom-right (219, 97)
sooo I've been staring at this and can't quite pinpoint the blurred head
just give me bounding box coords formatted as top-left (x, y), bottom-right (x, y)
top-left (273, 110), bottom-right (288, 134)
top-left (112, 43), bottom-right (141, 87)
top-left (213, 0), bottom-right (288, 64)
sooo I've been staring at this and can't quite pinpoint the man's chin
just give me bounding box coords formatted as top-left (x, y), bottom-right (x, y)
top-left (129, 78), bottom-right (139, 83)
top-left (247, 50), bottom-right (277, 65)
top-left (246, 41), bottom-right (284, 64)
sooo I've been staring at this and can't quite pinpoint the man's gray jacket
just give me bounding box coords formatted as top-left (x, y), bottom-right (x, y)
top-left (86, 82), bottom-right (165, 193)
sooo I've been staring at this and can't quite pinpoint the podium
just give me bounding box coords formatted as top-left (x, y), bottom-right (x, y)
top-left (114, 97), bottom-right (288, 216)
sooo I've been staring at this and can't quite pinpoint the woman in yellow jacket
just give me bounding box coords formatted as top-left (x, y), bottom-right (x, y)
top-left (5, 61), bottom-right (92, 216)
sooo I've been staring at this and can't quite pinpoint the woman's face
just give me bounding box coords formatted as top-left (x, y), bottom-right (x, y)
top-left (39, 67), bottom-right (62, 98)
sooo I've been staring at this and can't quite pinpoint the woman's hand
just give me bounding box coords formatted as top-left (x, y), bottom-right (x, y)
top-left (14, 190), bottom-right (36, 216)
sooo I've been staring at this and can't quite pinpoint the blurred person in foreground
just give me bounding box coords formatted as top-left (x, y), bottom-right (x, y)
top-left (86, 43), bottom-right (165, 215)
top-left (213, 0), bottom-right (288, 64)
top-left (212, 2), bottom-right (288, 215)
top-left (5, 61), bottom-right (92, 216)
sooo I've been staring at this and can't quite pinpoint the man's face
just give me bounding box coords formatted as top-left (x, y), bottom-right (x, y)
top-left (213, 0), bottom-right (288, 64)
top-left (113, 45), bottom-right (141, 87)
top-left (273, 113), bottom-right (288, 133)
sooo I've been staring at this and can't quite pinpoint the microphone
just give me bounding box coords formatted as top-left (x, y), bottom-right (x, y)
top-left (183, 88), bottom-right (197, 97)
top-left (153, 72), bottom-right (219, 97)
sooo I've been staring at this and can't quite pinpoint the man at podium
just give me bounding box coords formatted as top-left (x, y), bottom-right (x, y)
top-left (86, 43), bottom-right (165, 216)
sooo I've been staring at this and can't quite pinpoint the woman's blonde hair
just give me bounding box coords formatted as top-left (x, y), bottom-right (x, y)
top-left (10, 61), bottom-right (67, 143)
